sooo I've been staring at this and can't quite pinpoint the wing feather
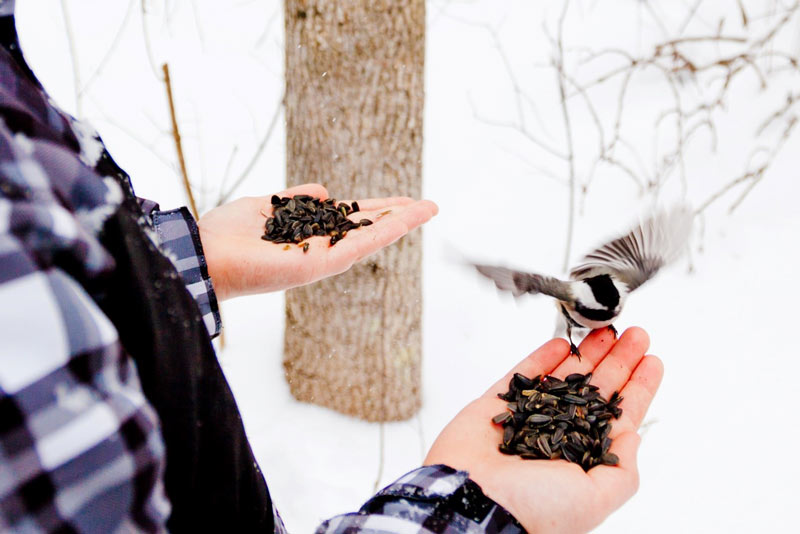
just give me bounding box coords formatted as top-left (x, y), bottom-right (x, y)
top-left (569, 205), bottom-right (693, 291)
top-left (474, 264), bottom-right (573, 302)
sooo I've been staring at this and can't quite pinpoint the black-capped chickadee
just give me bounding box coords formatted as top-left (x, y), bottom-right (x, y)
top-left (474, 206), bottom-right (693, 357)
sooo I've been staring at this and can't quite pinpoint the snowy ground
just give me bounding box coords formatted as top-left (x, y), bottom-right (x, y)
top-left (18, 1), bottom-right (800, 532)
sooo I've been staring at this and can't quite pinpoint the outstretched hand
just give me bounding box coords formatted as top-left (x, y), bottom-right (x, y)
top-left (198, 184), bottom-right (438, 301)
top-left (425, 327), bottom-right (663, 534)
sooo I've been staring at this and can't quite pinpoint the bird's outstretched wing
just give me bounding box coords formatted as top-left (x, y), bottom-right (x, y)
top-left (569, 205), bottom-right (693, 292)
top-left (474, 264), bottom-right (573, 302)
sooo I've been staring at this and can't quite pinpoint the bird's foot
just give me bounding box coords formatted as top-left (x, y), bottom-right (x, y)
top-left (569, 342), bottom-right (582, 360)
top-left (607, 324), bottom-right (618, 339)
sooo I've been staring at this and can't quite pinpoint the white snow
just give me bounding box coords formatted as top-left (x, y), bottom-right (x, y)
top-left (15, 1), bottom-right (800, 533)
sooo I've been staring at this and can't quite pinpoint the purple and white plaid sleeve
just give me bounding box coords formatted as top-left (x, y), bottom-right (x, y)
top-left (138, 202), bottom-right (222, 339)
top-left (0, 124), bottom-right (171, 532)
top-left (316, 465), bottom-right (525, 534)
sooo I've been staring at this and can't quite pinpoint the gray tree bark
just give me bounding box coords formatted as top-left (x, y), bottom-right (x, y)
top-left (283, 0), bottom-right (425, 421)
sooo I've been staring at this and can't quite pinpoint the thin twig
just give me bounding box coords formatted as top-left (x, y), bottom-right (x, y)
top-left (188, 0), bottom-right (207, 52)
top-left (641, 0), bottom-right (670, 38)
top-left (728, 116), bottom-right (797, 212)
top-left (757, 91), bottom-right (800, 135)
top-left (678, 0), bottom-right (705, 35)
top-left (695, 112), bottom-right (796, 215)
top-left (466, 0), bottom-right (799, 240)
top-left (85, 92), bottom-right (175, 168)
top-left (656, 35), bottom-right (748, 49)
top-left (141, 0), bottom-right (165, 81)
top-left (498, 145), bottom-right (566, 185)
top-left (80, 0), bottom-right (137, 97)
top-left (217, 145), bottom-right (240, 198)
top-left (468, 95), bottom-right (567, 160)
top-left (60, 0), bottom-right (83, 117)
top-left (216, 95), bottom-right (283, 206)
top-left (556, 1), bottom-right (576, 272)
top-left (163, 63), bottom-right (199, 219)
top-left (695, 165), bottom-right (765, 214)
top-left (255, 3), bottom-right (282, 47)
top-left (415, 411), bottom-right (426, 464)
top-left (373, 423), bottom-right (385, 493)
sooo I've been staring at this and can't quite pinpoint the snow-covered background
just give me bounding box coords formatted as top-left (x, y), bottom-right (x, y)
top-left (18, 1), bottom-right (800, 532)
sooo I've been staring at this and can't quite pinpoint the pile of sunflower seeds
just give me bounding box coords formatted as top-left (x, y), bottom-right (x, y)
top-left (262, 195), bottom-right (373, 250)
top-left (492, 371), bottom-right (623, 471)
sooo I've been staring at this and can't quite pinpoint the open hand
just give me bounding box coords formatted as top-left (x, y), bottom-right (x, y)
top-left (197, 183), bottom-right (438, 300)
top-left (425, 327), bottom-right (663, 534)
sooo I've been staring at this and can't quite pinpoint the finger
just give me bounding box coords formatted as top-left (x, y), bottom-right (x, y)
top-left (322, 200), bottom-right (437, 272)
top-left (588, 431), bottom-right (641, 511)
top-left (285, 200), bottom-right (437, 278)
top-left (342, 197), bottom-right (417, 211)
top-left (590, 327), bottom-right (650, 401)
top-left (482, 338), bottom-right (572, 399)
top-left (352, 200), bottom-right (439, 227)
top-left (550, 327), bottom-right (618, 379)
top-left (374, 199), bottom-right (437, 223)
top-left (344, 200), bottom-right (438, 251)
top-left (610, 355), bottom-right (664, 434)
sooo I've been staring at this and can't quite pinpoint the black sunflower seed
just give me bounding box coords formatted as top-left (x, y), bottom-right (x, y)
top-left (513, 373), bottom-right (534, 390)
top-left (562, 394), bottom-right (588, 405)
top-left (260, 195), bottom-right (373, 248)
top-left (545, 380), bottom-right (569, 392)
top-left (490, 371), bottom-right (623, 471)
top-left (601, 452), bottom-right (619, 466)
top-left (503, 426), bottom-right (514, 446)
top-left (527, 414), bottom-right (553, 425)
top-left (537, 435), bottom-right (552, 457)
top-left (492, 412), bottom-right (513, 425)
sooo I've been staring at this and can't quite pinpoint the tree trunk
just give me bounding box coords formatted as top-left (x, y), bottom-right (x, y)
top-left (283, 1), bottom-right (425, 421)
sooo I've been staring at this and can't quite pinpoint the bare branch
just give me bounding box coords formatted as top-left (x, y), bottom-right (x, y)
top-left (80, 0), bottom-right (137, 98)
top-left (255, 3), bottom-right (282, 47)
top-left (468, 95), bottom-right (567, 160)
top-left (188, 0), bottom-right (207, 51)
top-left (163, 63), bottom-right (199, 219)
top-left (372, 423), bottom-right (385, 493)
top-left (728, 116), bottom-right (796, 212)
top-left (555, 1), bottom-right (577, 272)
top-left (696, 113), bottom-right (796, 215)
top-left (463, 0), bottom-right (799, 255)
top-left (60, 0), bottom-right (83, 117)
top-left (678, 0), bottom-right (706, 35)
top-left (217, 145), bottom-right (239, 198)
top-left (498, 145), bottom-right (566, 185)
top-left (656, 35), bottom-right (748, 49)
top-left (736, 0), bottom-right (749, 28)
top-left (85, 92), bottom-right (175, 169)
top-left (756, 91), bottom-right (800, 135)
top-left (217, 95), bottom-right (283, 206)
top-left (141, 0), bottom-right (165, 81)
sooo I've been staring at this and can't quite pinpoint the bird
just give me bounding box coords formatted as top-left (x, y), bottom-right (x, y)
top-left (473, 206), bottom-right (693, 358)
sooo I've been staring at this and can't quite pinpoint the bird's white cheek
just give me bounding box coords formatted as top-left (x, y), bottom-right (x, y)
top-left (572, 282), bottom-right (605, 310)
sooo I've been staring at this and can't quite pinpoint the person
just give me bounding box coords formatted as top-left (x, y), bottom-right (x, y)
top-left (0, 1), bottom-right (663, 532)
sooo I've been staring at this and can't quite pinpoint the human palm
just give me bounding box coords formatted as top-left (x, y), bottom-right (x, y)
top-left (198, 184), bottom-right (438, 300)
top-left (425, 327), bottom-right (663, 534)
